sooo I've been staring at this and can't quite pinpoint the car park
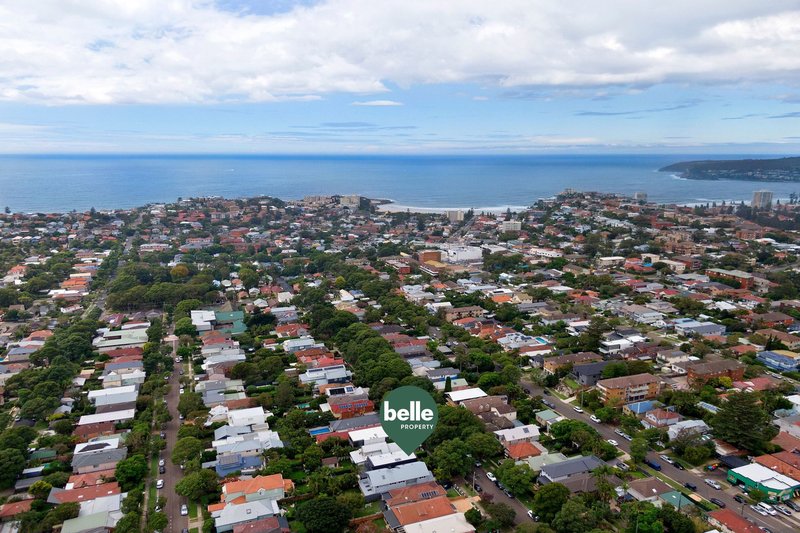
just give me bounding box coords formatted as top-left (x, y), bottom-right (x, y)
top-left (709, 498), bottom-right (726, 508)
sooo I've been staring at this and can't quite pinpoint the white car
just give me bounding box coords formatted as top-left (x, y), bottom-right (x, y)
top-left (156, 479), bottom-right (164, 489)
top-left (659, 455), bottom-right (675, 464)
top-left (179, 388), bottom-right (184, 394)
top-left (486, 472), bottom-right (497, 482)
top-left (158, 458), bottom-right (165, 467)
top-left (573, 406), bottom-right (584, 413)
top-left (704, 479), bottom-right (722, 490)
top-left (590, 415), bottom-right (601, 423)
top-left (180, 504), bottom-right (189, 516)
top-left (607, 439), bottom-right (619, 446)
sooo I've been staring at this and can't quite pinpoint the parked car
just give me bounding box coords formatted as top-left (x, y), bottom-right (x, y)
top-left (684, 482), bottom-right (697, 491)
top-left (607, 439), bottom-right (619, 446)
top-left (709, 498), bottom-right (726, 508)
top-left (704, 479), bottom-right (722, 490)
top-left (159, 465), bottom-right (165, 474)
top-left (620, 432), bottom-right (632, 441)
top-left (486, 472), bottom-right (497, 482)
top-left (674, 462), bottom-right (685, 470)
top-left (659, 455), bottom-right (675, 464)
top-left (504, 490), bottom-right (514, 499)
top-left (180, 504), bottom-right (189, 516)
top-left (785, 500), bottom-right (800, 512)
top-left (156, 479), bottom-right (164, 489)
top-left (734, 495), bottom-right (747, 504)
top-left (774, 505), bottom-right (792, 516)
top-left (590, 415), bottom-right (601, 423)
top-left (573, 406), bottom-right (584, 413)
top-left (616, 462), bottom-right (630, 471)
top-left (751, 505), bottom-right (768, 516)
top-left (614, 428), bottom-right (624, 436)
top-left (644, 459), bottom-right (661, 471)
top-left (474, 484), bottom-right (482, 493)
top-left (756, 502), bottom-right (777, 516)
top-left (158, 458), bottom-right (165, 467)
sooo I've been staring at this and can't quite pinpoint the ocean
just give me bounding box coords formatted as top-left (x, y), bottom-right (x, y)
top-left (1, 153), bottom-right (798, 213)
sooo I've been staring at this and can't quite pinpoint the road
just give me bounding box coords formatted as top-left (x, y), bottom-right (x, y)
top-left (159, 361), bottom-right (189, 533)
top-left (468, 467), bottom-right (534, 525)
top-left (521, 379), bottom-right (797, 533)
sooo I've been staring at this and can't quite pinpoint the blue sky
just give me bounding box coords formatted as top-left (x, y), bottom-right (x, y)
top-left (1, 1), bottom-right (800, 154)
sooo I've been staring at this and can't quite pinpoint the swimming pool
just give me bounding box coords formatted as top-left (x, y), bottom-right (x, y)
top-left (309, 427), bottom-right (331, 436)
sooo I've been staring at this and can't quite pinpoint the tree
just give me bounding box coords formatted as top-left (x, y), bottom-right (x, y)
top-left (630, 438), bottom-right (648, 463)
top-left (303, 445), bottom-right (324, 472)
top-left (485, 501), bottom-right (516, 529)
top-left (115, 454), bottom-right (148, 491)
top-left (28, 480), bottom-right (53, 499)
top-left (178, 391), bottom-right (205, 417)
top-left (431, 438), bottom-right (472, 479)
top-left (174, 317), bottom-right (197, 337)
top-left (275, 380), bottom-right (295, 409)
top-left (532, 482), bottom-right (570, 523)
top-left (175, 469), bottom-right (220, 501)
top-left (171, 437), bottom-right (204, 466)
top-left (465, 507), bottom-right (484, 527)
top-left (465, 432), bottom-right (503, 460)
top-left (296, 496), bottom-right (352, 533)
top-left (711, 391), bottom-right (777, 453)
top-left (0, 449), bottom-right (25, 489)
top-left (148, 511), bottom-right (168, 533)
top-left (496, 459), bottom-right (536, 496)
top-left (551, 499), bottom-right (598, 533)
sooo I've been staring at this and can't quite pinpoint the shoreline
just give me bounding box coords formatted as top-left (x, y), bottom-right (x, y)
top-left (375, 202), bottom-right (532, 214)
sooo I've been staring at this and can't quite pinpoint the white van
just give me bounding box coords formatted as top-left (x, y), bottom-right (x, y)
top-left (757, 502), bottom-right (777, 516)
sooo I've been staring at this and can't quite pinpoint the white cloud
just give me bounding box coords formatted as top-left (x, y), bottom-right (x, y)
top-left (351, 100), bottom-right (403, 106)
top-left (0, 1), bottom-right (799, 104)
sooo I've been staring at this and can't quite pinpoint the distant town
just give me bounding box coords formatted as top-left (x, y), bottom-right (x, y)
top-left (3, 188), bottom-right (800, 533)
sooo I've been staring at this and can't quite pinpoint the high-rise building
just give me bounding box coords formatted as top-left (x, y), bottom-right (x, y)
top-left (633, 192), bottom-right (648, 202)
top-left (752, 190), bottom-right (773, 209)
top-left (446, 210), bottom-right (464, 223)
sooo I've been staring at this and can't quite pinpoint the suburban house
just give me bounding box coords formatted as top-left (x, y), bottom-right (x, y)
top-left (539, 455), bottom-right (604, 484)
top-left (209, 475), bottom-right (293, 532)
top-left (358, 462), bottom-right (435, 501)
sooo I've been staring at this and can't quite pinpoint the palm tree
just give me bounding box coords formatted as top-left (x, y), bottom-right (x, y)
top-left (591, 464), bottom-right (616, 503)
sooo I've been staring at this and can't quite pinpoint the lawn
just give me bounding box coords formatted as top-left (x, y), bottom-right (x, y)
top-left (188, 502), bottom-right (199, 519)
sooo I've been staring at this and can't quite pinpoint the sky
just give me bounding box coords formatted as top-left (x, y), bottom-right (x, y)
top-left (1, 1), bottom-right (800, 154)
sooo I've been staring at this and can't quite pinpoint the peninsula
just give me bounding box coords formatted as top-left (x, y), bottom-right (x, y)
top-left (660, 156), bottom-right (800, 182)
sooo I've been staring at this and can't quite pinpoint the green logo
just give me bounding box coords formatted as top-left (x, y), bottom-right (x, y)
top-left (380, 385), bottom-right (439, 455)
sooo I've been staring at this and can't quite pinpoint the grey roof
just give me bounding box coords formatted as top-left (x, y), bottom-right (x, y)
top-left (71, 447), bottom-right (128, 468)
top-left (330, 413), bottom-right (380, 432)
top-left (540, 455), bottom-right (604, 482)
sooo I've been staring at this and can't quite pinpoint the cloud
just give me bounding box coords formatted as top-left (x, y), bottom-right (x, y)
top-left (351, 100), bottom-right (403, 106)
top-left (576, 102), bottom-right (701, 116)
top-left (722, 113), bottom-right (765, 120)
top-left (768, 111), bottom-right (800, 118)
top-left (1, 1), bottom-right (800, 104)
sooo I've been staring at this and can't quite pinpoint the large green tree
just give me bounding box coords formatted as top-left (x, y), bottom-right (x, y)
top-left (431, 438), bottom-right (472, 480)
top-left (171, 437), bottom-right (204, 466)
top-left (0, 449), bottom-right (26, 489)
top-left (175, 469), bottom-right (220, 501)
top-left (115, 454), bottom-right (148, 491)
top-left (532, 482), bottom-right (570, 524)
top-left (296, 496), bottom-right (352, 533)
top-left (496, 459), bottom-right (536, 496)
top-left (711, 391), bottom-right (777, 453)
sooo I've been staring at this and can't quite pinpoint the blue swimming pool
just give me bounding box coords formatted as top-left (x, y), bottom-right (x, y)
top-left (309, 427), bottom-right (331, 436)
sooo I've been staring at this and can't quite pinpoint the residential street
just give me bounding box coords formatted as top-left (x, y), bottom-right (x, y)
top-left (470, 466), bottom-right (534, 525)
top-left (161, 362), bottom-right (189, 533)
top-left (521, 379), bottom-right (797, 533)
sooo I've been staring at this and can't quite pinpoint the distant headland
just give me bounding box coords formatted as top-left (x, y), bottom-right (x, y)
top-left (660, 156), bottom-right (800, 182)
